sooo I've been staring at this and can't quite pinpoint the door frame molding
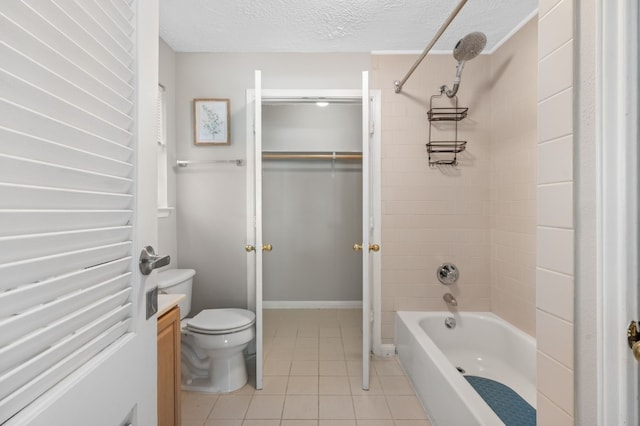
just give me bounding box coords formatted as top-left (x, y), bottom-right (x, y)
top-left (597, 0), bottom-right (639, 424)
top-left (245, 87), bottom-right (383, 355)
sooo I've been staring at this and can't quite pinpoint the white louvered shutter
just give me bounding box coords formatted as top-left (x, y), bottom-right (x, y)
top-left (0, 0), bottom-right (137, 422)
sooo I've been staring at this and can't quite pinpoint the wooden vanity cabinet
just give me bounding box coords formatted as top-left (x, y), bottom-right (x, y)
top-left (158, 306), bottom-right (181, 426)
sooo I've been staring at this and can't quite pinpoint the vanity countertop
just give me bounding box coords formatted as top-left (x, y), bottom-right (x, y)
top-left (158, 293), bottom-right (185, 317)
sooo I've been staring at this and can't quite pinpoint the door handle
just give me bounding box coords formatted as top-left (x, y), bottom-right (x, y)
top-left (139, 246), bottom-right (170, 275)
top-left (627, 321), bottom-right (640, 362)
top-left (353, 243), bottom-right (380, 252)
top-left (246, 244), bottom-right (272, 252)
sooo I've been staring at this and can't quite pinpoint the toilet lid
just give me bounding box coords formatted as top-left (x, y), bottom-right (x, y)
top-left (186, 308), bottom-right (255, 334)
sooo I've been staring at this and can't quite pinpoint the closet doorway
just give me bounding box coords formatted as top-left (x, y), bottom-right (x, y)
top-left (261, 98), bottom-right (363, 306)
top-left (246, 72), bottom-right (381, 392)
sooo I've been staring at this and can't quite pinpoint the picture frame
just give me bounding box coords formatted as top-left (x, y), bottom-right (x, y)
top-left (193, 98), bottom-right (230, 145)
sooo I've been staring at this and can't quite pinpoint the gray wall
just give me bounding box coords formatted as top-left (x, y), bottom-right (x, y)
top-left (157, 39), bottom-right (178, 269)
top-left (172, 52), bottom-right (370, 314)
top-left (262, 103), bottom-right (363, 302)
top-left (263, 103), bottom-right (362, 152)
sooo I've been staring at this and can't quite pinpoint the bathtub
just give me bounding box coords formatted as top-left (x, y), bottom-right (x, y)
top-left (395, 311), bottom-right (536, 426)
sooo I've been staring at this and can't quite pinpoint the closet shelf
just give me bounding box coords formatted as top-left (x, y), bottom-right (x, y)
top-left (427, 107), bottom-right (468, 122)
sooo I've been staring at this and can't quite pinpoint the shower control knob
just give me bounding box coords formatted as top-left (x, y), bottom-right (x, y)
top-left (437, 263), bottom-right (459, 285)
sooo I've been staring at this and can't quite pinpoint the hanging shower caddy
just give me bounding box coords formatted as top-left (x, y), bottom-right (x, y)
top-left (426, 92), bottom-right (468, 166)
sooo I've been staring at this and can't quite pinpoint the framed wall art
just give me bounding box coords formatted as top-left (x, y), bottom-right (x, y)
top-left (193, 98), bottom-right (230, 145)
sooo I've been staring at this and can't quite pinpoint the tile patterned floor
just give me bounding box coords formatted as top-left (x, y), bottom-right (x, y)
top-left (181, 309), bottom-right (432, 426)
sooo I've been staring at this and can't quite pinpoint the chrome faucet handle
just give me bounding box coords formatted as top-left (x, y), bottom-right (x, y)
top-left (437, 263), bottom-right (459, 285)
top-left (443, 293), bottom-right (458, 307)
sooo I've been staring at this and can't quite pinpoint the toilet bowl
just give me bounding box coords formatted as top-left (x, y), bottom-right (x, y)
top-left (158, 269), bottom-right (255, 393)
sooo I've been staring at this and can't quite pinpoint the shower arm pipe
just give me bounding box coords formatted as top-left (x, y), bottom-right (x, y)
top-left (440, 61), bottom-right (464, 98)
top-left (393, 0), bottom-right (468, 94)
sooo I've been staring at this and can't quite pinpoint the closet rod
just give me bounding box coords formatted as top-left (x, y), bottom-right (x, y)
top-left (262, 152), bottom-right (362, 160)
top-left (176, 159), bottom-right (244, 167)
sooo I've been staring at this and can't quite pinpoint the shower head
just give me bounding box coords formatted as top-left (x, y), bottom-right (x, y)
top-left (453, 32), bottom-right (487, 62)
top-left (441, 31), bottom-right (487, 98)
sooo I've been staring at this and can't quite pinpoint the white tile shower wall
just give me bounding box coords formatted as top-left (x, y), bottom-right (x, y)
top-left (372, 53), bottom-right (493, 344)
top-left (373, 18), bottom-right (540, 345)
top-left (536, 0), bottom-right (575, 423)
top-left (489, 18), bottom-right (538, 336)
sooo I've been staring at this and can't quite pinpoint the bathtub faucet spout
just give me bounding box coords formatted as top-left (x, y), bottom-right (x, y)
top-left (443, 293), bottom-right (457, 307)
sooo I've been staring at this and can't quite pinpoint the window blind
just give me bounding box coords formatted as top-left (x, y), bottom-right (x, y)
top-left (157, 85), bottom-right (168, 208)
top-left (157, 85), bottom-right (166, 147)
top-left (0, 0), bottom-right (137, 423)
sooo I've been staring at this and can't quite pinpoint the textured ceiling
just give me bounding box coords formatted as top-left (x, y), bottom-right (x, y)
top-left (159, 0), bottom-right (537, 53)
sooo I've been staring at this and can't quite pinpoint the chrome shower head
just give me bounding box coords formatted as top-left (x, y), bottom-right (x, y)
top-left (453, 32), bottom-right (487, 62)
top-left (441, 31), bottom-right (487, 98)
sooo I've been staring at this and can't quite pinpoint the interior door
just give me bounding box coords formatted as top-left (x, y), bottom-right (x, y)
top-left (361, 71), bottom-right (373, 390)
top-left (246, 70), bottom-right (264, 390)
top-left (599, 2), bottom-right (640, 424)
top-left (624, 2), bottom-right (640, 421)
top-left (1, 1), bottom-right (158, 425)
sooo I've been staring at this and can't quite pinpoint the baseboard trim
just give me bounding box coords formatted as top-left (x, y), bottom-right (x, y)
top-left (263, 300), bottom-right (362, 309)
top-left (377, 344), bottom-right (396, 357)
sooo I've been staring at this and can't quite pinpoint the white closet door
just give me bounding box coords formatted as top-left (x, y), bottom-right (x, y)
top-left (245, 71), bottom-right (263, 390)
top-left (600, 1), bottom-right (640, 424)
top-left (361, 71), bottom-right (373, 390)
top-left (0, 1), bottom-right (159, 424)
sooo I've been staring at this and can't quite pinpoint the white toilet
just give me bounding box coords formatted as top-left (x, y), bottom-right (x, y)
top-left (158, 269), bottom-right (255, 393)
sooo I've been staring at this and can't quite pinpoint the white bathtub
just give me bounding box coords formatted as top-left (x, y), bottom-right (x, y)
top-left (395, 311), bottom-right (536, 426)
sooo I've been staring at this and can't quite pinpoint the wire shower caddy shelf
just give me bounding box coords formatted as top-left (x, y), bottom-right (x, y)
top-left (426, 93), bottom-right (468, 166)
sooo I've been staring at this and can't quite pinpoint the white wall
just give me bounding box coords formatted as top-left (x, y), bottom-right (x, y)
top-left (158, 39), bottom-right (178, 268)
top-left (173, 53), bottom-right (370, 314)
top-left (489, 18), bottom-right (538, 336)
top-left (575, 0), bottom-right (597, 420)
top-left (263, 103), bottom-right (362, 152)
top-left (536, 0), bottom-right (575, 423)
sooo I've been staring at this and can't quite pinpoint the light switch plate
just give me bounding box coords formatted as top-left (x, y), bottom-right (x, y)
top-left (146, 286), bottom-right (158, 319)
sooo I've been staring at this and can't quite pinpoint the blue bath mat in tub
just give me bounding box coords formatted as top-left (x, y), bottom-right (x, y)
top-left (464, 376), bottom-right (536, 426)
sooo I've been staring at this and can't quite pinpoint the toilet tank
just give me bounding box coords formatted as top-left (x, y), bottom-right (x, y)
top-left (157, 269), bottom-right (195, 319)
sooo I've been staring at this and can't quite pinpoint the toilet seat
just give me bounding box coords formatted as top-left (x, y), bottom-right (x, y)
top-left (186, 308), bottom-right (255, 335)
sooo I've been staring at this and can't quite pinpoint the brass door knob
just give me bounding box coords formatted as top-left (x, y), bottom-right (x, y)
top-left (262, 244), bottom-right (273, 252)
top-left (245, 245), bottom-right (255, 252)
top-left (353, 243), bottom-right (363, 251)
top-left (627, 321), bottom-right (640, 362)
top-left (633, 341), bottom-right (640, 362)
top-left (369, 244), bottom-right (380, 252)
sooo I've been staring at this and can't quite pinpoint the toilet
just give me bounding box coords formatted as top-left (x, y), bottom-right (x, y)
top-left (157, 269), bottom-right (255, 393)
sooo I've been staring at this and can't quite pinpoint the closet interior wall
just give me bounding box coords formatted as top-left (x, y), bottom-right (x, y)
top-left (262, 102), bottom-right (364, 303)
